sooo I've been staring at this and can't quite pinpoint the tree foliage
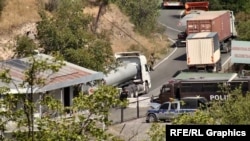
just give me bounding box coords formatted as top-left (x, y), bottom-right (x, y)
top-left (14, 35), bottom-right (38, 58)
top-left (113, 0), bottom-right (159, 36)
top-left (37, 0), bottom-right (115, 73)
top-left (0, 52), bottom-right (125, 140)
top-left (0, 0), bottom-right (5, 16)
top-left (146, 123), bottom-right (165, 141)
top-left (173, 86), bottom-right (250, 125)
top-left (209, 0), bottom-right (250, 41)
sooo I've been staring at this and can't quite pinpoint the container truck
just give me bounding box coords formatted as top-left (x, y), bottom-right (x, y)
top-left (102, 52), bottom-right (152, 97)
top-left (186, 32), bottom-right (221, 72)
top-left (177, 10), bottom-right (238, 53)
top-left (151, 72), bottom-right (250, 104)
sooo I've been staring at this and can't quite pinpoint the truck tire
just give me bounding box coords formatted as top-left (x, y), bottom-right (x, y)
top-left (133, 91), bottom-right (138, 98)
top-left (146, 114), bottom-right (157, 123)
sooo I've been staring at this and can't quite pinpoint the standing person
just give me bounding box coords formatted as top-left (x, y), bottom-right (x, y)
top-left (149, 53), bottom-right (156, 71)
top-left (120, 87), bottom-right (128, 101)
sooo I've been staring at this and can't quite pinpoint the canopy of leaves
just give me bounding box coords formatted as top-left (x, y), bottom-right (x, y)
top-left (113, 0), bottom-right (160, 36)
top-left (0, 53), bottom-right (125, 140)
top-left (173, 87), bottom-right (250, 125)
top-left (209, 0), bottom-right (250, 41)
top-left (0, 0), bottom-right (5, 16)
top-left (37, 0), bottom-right (115, 73)
top-left (14, 36), bottom-right (38, 58)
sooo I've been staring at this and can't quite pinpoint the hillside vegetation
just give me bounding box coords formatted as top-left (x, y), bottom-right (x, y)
top-left (0, 0), bottom-right (170, 60)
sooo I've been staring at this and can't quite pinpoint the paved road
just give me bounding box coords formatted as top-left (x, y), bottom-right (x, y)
top-left (109, 8), bottom-right (232, 125)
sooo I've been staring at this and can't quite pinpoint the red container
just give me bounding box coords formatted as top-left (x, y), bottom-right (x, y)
top-left (186, 11), bottom-right (231, 42)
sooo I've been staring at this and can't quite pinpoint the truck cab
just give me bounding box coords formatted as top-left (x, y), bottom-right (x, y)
top-left (114, 52), bottom-right (152, 97)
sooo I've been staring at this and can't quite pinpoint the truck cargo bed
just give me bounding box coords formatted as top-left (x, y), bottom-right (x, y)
top-left (186, 11), bottom-right (231, 42)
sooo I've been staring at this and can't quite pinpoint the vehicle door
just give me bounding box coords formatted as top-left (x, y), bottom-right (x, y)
top-left (165, 102), bottom-right (179, 119)
top-left (158, 103), bottom-right (170, 120)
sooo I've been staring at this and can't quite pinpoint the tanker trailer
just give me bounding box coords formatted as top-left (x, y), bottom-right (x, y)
top-left (104, 52), bottom-right (152, 97)
top-left (104, 63), bottom-right (138, 86)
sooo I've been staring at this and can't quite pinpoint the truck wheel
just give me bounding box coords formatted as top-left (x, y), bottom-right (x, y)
top-left (146, 114), bottom-right (157, 123)
top-left (133, 91), bottom-right (138, 98)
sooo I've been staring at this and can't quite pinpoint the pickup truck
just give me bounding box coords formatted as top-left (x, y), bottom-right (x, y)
top-left (145, 97), bottom-right (207, 123)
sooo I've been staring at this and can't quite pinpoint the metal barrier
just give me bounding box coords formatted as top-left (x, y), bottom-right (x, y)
top-left (109, 97), bottom-right (151, 124)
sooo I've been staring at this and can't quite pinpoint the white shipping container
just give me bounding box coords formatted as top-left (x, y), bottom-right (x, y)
top-left (186, 32), bottom-right (220, 66)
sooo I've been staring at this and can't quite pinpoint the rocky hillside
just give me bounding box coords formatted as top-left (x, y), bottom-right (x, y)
top-left (0, 0), bottom-right (169, 60)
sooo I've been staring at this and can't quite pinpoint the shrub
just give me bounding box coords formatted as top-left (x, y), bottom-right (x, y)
top-left (0, 0), bottom-right (6, 16)
top-left (45, 0), bottom-right (59, 12)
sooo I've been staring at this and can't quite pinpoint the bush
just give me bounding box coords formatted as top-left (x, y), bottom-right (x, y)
top-left (114, 0), bottom-right (159, 36)
top-left (45, 0), bottom-right (59, 12)
top-left (0, 0), bottom-right (6, 16)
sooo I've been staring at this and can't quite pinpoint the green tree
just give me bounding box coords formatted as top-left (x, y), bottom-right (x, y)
top-left (236, 19), bottom-right (250, 41)
top-left (114, 0), bottom-right (159, 36)
top-left (37, 0), bottom-right (115, 73)
top-left (14, 35), bottom-right (38, 58)
top-left (0, 0), bottom-right (5, 16)
top-left (146, 123), bottom-right (165, 141)
top-left (173, 86), bottom-right (250, 125)
top-left (0, 53), bottom-right (125, 140)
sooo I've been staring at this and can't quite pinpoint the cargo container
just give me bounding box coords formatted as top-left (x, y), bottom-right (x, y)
top-left (177, 10), bottom-right (237, 53)
top-left (186, 32), bottom-right (221, 72)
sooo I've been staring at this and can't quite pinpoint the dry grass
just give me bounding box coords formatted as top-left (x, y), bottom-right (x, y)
top-left (0, 0), bottom-right (40, 34)
top-left (0, 0), bottom-right (170, 60)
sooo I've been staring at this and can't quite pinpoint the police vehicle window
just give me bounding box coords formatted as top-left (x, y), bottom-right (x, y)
top-left (181, 99), bottom-right (198, 109)
top-left (181, 83), bottom-right (192, 92)
top-left (160, 103), bottom-right (169, 109)
top-left (198, 99), bottom-right (207, 108)
top-left (203, 83), bottom-right (217, 92)
top-left (162, 87), bottom-right (170, 93)
top-left (192, 83), bottom-right (202, 92)
top-left (170, 103), bottom-right (178, 110)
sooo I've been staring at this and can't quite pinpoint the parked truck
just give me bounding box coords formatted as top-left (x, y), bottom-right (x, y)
top-left (177, 10), bottom-right (238, 53)
top-left (151, 72), bottom-right (250, 104)
top-left (184, 1), bottom-right (209, 15)
top-left (186, 32), bottom-right (221, 72)
top-left (102, 52), bottom-right (151, 97)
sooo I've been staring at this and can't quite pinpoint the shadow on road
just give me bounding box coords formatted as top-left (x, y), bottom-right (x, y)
top-left (174, 53), bottom-right (186, 61)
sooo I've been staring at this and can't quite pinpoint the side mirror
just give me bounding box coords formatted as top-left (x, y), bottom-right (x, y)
top-left (145, 64), bottom-right (150, 72)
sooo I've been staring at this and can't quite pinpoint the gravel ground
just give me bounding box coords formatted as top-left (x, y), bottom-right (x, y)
top-left (107, 117), bottom-right (152, 141)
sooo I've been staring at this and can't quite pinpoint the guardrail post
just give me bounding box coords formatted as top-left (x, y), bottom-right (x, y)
top-left (121, 107), bottom-right (124, 123)
top-left (137, 96), bottom-right (139, 118)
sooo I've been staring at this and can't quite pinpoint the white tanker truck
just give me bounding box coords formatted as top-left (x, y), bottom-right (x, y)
top-left (103, 52), bottom-right (152, 97)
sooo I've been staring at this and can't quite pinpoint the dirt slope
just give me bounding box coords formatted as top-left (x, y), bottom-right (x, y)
top-left (0, 0), bottom-right (169, 60)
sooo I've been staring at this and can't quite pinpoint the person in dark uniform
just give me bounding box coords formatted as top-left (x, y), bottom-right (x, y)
top-left (120, 87), bottom-right (128, 101)
top-left (149, 53), bottom-right (156, 71)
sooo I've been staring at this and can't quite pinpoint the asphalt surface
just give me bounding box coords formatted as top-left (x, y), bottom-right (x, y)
top-left (108, 7), bottom-right (233, 141)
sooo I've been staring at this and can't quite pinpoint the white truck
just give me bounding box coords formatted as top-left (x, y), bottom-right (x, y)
top-left (186, 32), bottom-right (222, 72)
top-left (103, 52), bottom-right (152, 97)
top-left (177, 10), bottom-right (237, 53)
